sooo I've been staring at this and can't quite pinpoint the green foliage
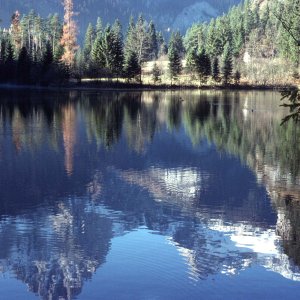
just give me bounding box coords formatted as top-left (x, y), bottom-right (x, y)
top-left (152, 63), bottom-right (161, 84)
top-left (195, 49), bottom-right (211, 84)
top-left (222, 43), bottom-right (233, 84)
top-left (168, 46), bottom-right (182, 82)
top-left (281, 89), bottom-right (300, 124)
top-left (169, 31), bottom-right (185, 57)
top-left (124, 51), bottom-right (141, 82)
top-left (212, 57), bottom-right (220, 83)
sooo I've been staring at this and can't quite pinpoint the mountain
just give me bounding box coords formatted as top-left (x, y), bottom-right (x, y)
top-left (0, 0), bottom-right (241, 34)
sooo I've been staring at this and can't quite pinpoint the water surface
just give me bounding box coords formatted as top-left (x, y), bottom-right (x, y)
top-left (0, 89), bottom-right (300, 299)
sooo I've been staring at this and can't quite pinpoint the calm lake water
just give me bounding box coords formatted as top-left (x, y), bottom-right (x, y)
top-left (0, 89), bottom-right (300, 300)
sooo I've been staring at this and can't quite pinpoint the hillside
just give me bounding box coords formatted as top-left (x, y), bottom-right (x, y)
top-left (0, 0), bottom-right (241, 35)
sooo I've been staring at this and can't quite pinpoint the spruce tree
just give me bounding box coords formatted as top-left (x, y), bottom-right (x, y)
top-left (195, 49), bottom-right (211, 84)
top-left (222, 43), bottom-right (233, 85)
top-left (111, 20), bottom-right (124, 77)
top-left (17, 46), bottom-right (31, 84)
top-left (4, 41), bottom-right (16, 83)
top-left (42, 41), bottom-right (54, 69)
top-left (83, 23), bottom-right (95, 62)
top-left (95, 17), bottom-right (103, 40)
top-left (212, 57), bottom-right (220, 83)
top-left (124, 51), bottom-right (141, 82)
top-left (148, 21), bottom-right (158, 60)
top-left (169, 31), bottom-right (185, 57)
top-left (168, 46), bottom-right (182, 83)
top-left (152, 63), bottom-right (161, 84)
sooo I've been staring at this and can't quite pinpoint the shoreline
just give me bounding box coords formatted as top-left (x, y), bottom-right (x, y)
top-left (0, 81), bottom-right (297, 93)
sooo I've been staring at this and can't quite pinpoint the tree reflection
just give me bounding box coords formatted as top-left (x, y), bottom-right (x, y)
top-left (1, 89), bottom-right (300, 298)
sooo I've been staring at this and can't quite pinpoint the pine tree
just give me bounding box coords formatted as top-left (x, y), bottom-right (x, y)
top-left (157, 31), bottom-right (167, 57)
top-left (212, 57), bottom-right (220, 83)
top-left (92, 34), bottom-right (106, 75)
top-left (111, 20), bottom-right (124, 77)
top-left (169, 31), bottom-right (185, 57)
top-left (186, 47), bottom-right (198, 74)
top-left (95, 17), bottom-right (103, 40)
top-left (168, 46), bottom-right (182, 83)
top-left (222, 43), bottom-right (233, 85)
top-left (4, 40), bottom-right (16, 83)
top-left (195, 49), bottom-right (211, 84)
top-left (148, 21), bottom-right (158, 60)
top-left (60, 0), bottom-right (78, 67)
top-left (124, 51), bottom-right (141, 82)
top-left (234, 70), bottom-right (241, 85)
top-left (83, 23), bottom-right (95, 62)
top-left (152, 63), bottom-right (161, 83)
top-left (135, 15), bottom-right (151, 63)
top-left (42, 41), bottom-right (54, 69)
top-left (17, 46), bottom-right (31, 84)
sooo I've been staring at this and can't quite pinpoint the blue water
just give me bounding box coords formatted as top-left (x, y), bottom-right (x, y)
top-left (0, 89), bottom-right (300, 299)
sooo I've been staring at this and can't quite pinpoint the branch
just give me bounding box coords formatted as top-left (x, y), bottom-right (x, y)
top-left (273, 11), bottom-right (300, 47)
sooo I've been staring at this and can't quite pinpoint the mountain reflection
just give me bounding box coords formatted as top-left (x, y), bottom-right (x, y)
top-left (0, 89), bottom-right (300, 299)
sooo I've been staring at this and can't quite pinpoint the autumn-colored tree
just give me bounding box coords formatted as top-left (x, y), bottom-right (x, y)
top-left (11, 11), bottom-right (22, 52)
top-left (60, 0), bottom-right (78, 67)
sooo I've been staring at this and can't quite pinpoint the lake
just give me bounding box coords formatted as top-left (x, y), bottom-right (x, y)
top-left (0, 89), bottom-right (300, 300)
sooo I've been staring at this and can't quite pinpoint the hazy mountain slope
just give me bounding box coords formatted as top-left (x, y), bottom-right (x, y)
top-left (0, 0), bottom-right (241, 34)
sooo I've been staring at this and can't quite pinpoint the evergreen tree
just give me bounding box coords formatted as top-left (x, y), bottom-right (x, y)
top-left (148, 21), bottom-right (158, 60)
top-left (17, 46), bottom-right (31, 84)
top-left (212, 57), bottom-right (220, 83)
top-left (222, 43), bottom-right (233, 84)
top-left (42, 41), bottom-right (54, 69)
top-left (4, 40), bottom-right (16, 83)
top-left (234, 70), bottom-right (241, 85)
top-left (195, 49), bottom-right (211, 84)
top-left (152, 62), bottom-right (161, 83)
top-left (168, 46), bottom-right (182, 83)
top-left (186, 47), bottom-right (198, 73)
top-left (111, 20), bottom-right (124, 77)
top-left (95, 17), bottom-right (103, 39)
top-left (92, 34), bottom-right (106, 76)
top-left (169, 31), bottom-right (185, 57)
top-left (83, 23), bottom-right (94, 62)
top-left (157, 31), bottom-right (168, 57)
top-left (124, 51), bottom-right (141, 82)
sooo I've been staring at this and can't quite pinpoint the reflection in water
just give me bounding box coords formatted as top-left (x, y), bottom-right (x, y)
top-left (0, 89), bottom-right (300, 299)
top-left (62, 105), bottom-right (76, 176)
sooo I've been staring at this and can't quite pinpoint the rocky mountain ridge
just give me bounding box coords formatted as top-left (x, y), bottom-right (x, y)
top-left (0, 0), bottom-right (241, 34)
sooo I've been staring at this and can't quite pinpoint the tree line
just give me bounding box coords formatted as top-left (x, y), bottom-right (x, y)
top-left (0, 0), bottom-right (299, 86)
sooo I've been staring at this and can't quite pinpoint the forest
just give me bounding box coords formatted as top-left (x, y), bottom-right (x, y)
top-left (0, 0), bottom-right (299, 88)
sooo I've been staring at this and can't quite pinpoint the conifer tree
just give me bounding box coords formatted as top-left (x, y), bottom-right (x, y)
top-left (222, 43), bottom-right (233, 84)
top-left (168, 46), bottom-right (182, 83)
top-left (152, 63), bottom-right (161, 83)
top-left (148, 21), bottom-right (158, 60)
top-left (157, 31), bottom-right (167, 57)
top-left (83, 23), bottom-right (94, 62)
top-left (124, 51), bottom-right (141, 82)
top-left (4, 40), bottom-right (15, 83)
top-left (42, 41), bottom-right (54, 69)
top-left (95, 17), bottom-right (103, 40)
top-left (186, 47), bottom-right (198, 74)
top-left (17, 46), bottom-right (31, 84)
top-left (212, 57), bottom-right (220, 83)
top-left (169, 31), bottom-right (185, 57)
top-left (111, 20), bottom-right (124, 77)
top-left (195, 49), bottom-right (211, 84)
